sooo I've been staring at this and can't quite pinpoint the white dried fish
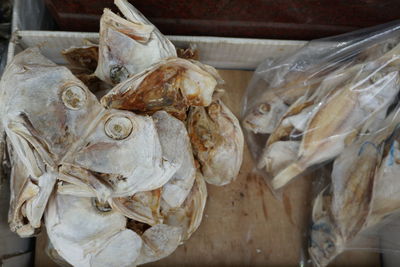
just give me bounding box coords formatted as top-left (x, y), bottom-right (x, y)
top-left (309, 110), bottom-right (400, 266)
top-left (242, 71), bottom-right (321, 134)
top-left (8, 148), bottom-right (43, 237)
top-left (272, 64), bottom-right (400, 189)
top-left (46, 193), bottom-right (143, 267)
top-left (101, 57), bottom-right (220, 120)
top-left (243, 97), bottom-right (288, 134)
top-left (95, 0), bottom-right (177, 85)
top-left (367, 139), bottom-right (400, 227)
top-left (188, 99), bottom-right (244, 185)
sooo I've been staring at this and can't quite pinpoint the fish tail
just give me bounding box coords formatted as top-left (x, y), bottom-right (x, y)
top-left (271, 162), bottom-right (305, 189)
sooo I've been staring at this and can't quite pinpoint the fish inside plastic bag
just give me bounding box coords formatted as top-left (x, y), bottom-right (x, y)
top-left (242, 20), bottom-right (400, 190)
top-left (242, 20), bottom-right (400, 266)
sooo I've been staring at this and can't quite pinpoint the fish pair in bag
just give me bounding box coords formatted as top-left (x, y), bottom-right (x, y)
top-left (0, 0), bottom-right (244, 266)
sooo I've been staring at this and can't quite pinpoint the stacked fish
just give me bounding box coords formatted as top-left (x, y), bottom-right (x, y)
top-left (0, 1), bottom-right (243, 266)
top-left (243, 35), bottom-right (400, 265)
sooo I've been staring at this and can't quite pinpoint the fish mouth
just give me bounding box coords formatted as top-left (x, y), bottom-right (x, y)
top-left (57, 163), bottom-right (115, 203)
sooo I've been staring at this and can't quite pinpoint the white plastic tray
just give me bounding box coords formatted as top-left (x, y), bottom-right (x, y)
top-left (8, 31), bottom-right (306, 70)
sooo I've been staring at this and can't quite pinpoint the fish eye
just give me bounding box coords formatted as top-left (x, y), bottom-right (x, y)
top-left (105, 115), bottom-right (133, 140)
top-left (258, 103), bottom-right (270, 113)
top-left (110, 65), bottom-right (129, 84)
top-left (92, 198), bottom-right (112, 213)
top-left (62, 85), bottom-right (87, 110)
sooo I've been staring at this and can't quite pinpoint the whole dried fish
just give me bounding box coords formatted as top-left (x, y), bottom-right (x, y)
top-left (367, 139), bottom-right (400, 226)
top-left (242, 70), bottom-right (323, 134)
top-left (188, 99), bottom-right (244, 185)
top-left (101, 58), bottom-right (220, 120)
top-left (309, 109), bottom-right (400, 266)
top-left (95, 0), bottom-right (177, 85)
top-left (272, 49), bottom-right (400, 189)
top-left (266, 62), bottom-right (364, 146)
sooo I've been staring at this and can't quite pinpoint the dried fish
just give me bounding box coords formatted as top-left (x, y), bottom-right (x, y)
top-left (188, 99), bottom-right (244, 185)
top-left (101, 58), bottom-right (220, 120)
top-left (60, 108), bottom-right (178, 200)
top-left (162, 171), bottom-right (207, 242)
top-left (0, 49), bottom-right (179, 236)
top-left (309, 110), bottom-right (400, 266)
top-left (272, 54), bottom-right (400, 189)
top-left (266, 62), bottom-right (363, 146)
top-left (243, 71), bottom-right (322, 134)
top-left (366, 138), bottom-right (400, 227)
top-left (95, 0), bottom-right (177, 85)
top-left (309, 141), bottom-right (381, 265)
top-left (153, 111), bottom-right (196, 208)
top-left (133, 223), bottom-right (182, 265)
top-left (46, 193), bottom-right (143, 267)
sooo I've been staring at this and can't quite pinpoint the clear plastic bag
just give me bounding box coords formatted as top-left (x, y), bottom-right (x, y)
top-left (242, 20), bottom-right (400, 266)
top-left (242, 20), bottom-right (400, 190)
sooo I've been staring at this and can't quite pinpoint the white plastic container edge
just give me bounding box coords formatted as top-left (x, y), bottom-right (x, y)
top-left (7, 31), bottom-right (307, 70)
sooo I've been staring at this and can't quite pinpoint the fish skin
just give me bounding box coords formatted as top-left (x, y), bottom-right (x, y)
top-left (153, 111), bottom-right (196, 209)
top-left (111, 189), bottom-right (163, 226)
top-left (162, 171), bottom-right (208, 242)
top-left (134, 224), bottom-right (182, 265)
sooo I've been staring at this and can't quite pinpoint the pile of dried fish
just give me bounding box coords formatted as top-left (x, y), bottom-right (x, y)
top-left (0, 0), bottom-right (243, 266)
top-left (242, 23), bottom-right (400, 266)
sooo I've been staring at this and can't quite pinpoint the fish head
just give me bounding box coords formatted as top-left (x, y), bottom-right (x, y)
top-left (1, 48), bottom-right (102, 176)
top-left (242, 99), bottom-right (288, 134)
top-left (101, 58), bottom-right (219, 120)
top-left (95, 0), bottom-right (176, 85)
top-left (60, 109), bottom-right (177, 199)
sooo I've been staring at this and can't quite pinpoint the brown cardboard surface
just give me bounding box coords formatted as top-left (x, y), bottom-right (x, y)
top-left (35, 70), bottom-right (380, 267)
